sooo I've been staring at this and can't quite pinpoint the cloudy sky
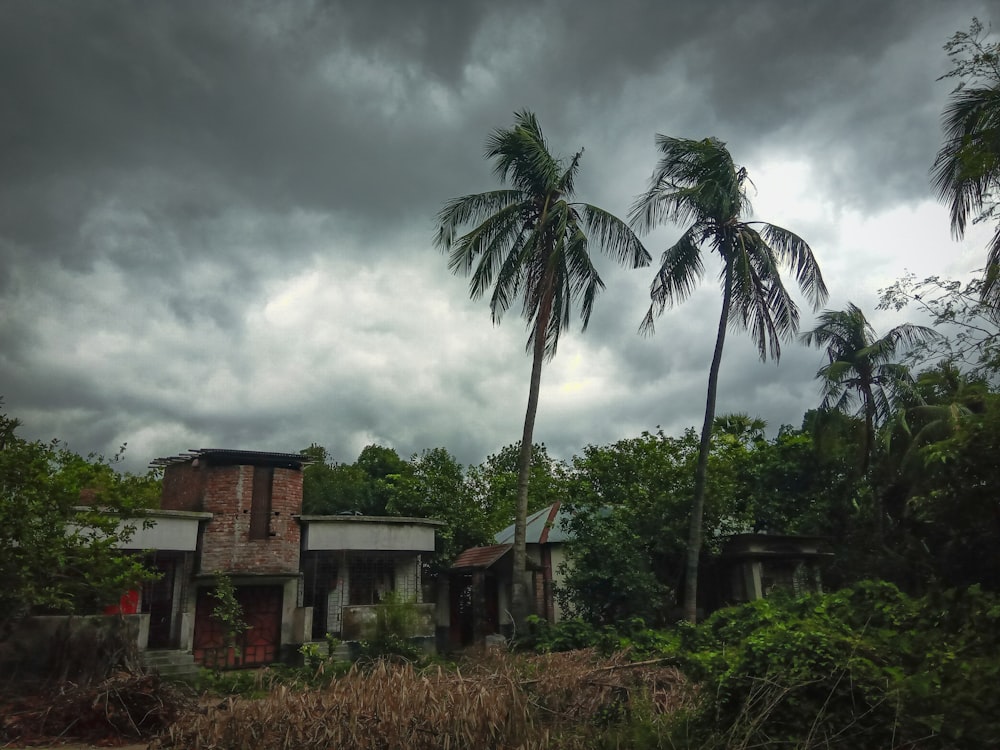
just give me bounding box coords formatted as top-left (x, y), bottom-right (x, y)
top-left (1, 1), bottom-right (995, 474)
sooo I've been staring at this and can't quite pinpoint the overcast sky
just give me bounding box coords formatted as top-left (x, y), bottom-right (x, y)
top-left (1, 1), bottom-right (996, 474)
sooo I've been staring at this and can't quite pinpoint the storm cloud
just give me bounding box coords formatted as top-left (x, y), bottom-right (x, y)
top-left (0, 0), bottom-right (994, 471)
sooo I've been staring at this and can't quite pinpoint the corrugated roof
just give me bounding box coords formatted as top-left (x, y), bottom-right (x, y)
top-left (494, 502), bottom-right (572, 545)
top-left (451, 544), bottom-right (511, 570)
top-left (150, 448), bottom-right (313, 470)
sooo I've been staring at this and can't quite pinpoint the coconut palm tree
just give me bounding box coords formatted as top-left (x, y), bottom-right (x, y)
top-left (631, 136), bottom-right (828, 623)
top-left (801, 303), bottom-right (938, 476)
top-left (931, 18), bottom-right (1000, 302)
top-left (435, 110), bottom-right (650, 627)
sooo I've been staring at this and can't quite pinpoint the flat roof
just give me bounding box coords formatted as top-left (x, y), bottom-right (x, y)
top-left (298, 515), bottom-right (445, 527)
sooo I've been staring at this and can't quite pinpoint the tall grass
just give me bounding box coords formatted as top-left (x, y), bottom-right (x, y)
top-left (152, 650), bottom-right (693, 749)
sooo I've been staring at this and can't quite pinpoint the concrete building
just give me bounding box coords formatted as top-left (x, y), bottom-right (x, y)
top-left (119, 448), bottom-right (441, 668)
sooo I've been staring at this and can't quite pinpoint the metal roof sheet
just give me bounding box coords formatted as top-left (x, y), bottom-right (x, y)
top-left (150, 448), bottom-right (313, 470)
top-left (494, 502), bottom-right (572, 545)
top-left (451, 544), bottom-right (512, 570)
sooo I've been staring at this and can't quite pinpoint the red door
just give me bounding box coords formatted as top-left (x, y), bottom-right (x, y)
top-left (193, 585), bottom-right (283, 668)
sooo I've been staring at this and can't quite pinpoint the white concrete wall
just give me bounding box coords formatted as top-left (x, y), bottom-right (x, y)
top-left (118, 515), bottom-right (203, 551)
top-left (302, 518), bottom-right (437, 552)
top-left (548, 544), bottom-right (569, 623)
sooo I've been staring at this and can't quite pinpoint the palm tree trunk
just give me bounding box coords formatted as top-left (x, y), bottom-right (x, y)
top-left (861, 387), bottom-right (884, 541)
top-left (684, 262), bottom-right (733, 623)
top-left (510, 287), bottom-right (553, 631)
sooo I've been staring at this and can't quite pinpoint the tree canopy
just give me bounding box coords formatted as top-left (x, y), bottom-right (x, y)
top-left (0, 406), bottom-right (159, 632)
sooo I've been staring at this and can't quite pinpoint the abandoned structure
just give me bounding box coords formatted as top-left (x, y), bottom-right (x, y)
top-left (450, 503), bottom-right (832, 642)
top-left (449, 502), bottom-right (571, 645)
top-left (125, 448), bottom-right (440, 668)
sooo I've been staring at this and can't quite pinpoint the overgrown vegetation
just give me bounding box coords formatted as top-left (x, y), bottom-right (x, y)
top-left (153, 650), bottom-right (691, 750)
top-left (521, 583), bottom-right (1000, 748)
top-left (0, 402), bottom-right (160, 636)
top-left (1, 672), bottom-right (193, 745)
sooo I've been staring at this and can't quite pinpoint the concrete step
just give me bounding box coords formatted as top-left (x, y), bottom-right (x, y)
top-left (141, 649), bottom-right (199, 681)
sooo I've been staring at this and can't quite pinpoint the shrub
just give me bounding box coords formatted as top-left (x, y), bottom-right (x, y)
top-left (671, 582), bottom-right (1000, 749)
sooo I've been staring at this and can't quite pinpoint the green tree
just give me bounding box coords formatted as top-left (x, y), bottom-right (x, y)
top-left (801, 303), bottom-right (937, 476)
top-left (561, 427), bottom-right (756, 626)
top-left (932, 18), bottom-right (1000, 302)
top-left (465, 442), bottom-right (570, 536)
top-left (802, 304), bottom-right (937, 544)
top-left (906, 392), bottom-right (1000, 590)
top-left (878, 272), bottom-right (1000, 379)
top-left (436, 110), bottom-right (650, 625)
top-left (356, 444), bottom-right (407, 515)
top-left (384, 447), bottom-right (494, 571)
top-left (301, 445), bottom-right (373, 515)
top-left (302, 443), bottom-right (407, 515)
top-left (713, 412), bottom-right (767, 446)
top-left (0, 406), bottom-right (157, 633)
top-left (631, 136), bottom-right (827, 622)
top-left (890, 361), bottom-right (990, 472)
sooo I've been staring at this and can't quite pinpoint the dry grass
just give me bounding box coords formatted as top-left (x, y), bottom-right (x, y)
top-left (152, 649), bottom-right (693, 749)
top-left (1, 672), bottom-right (194, 746)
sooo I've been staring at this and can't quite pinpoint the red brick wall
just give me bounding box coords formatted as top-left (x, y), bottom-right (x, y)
top-left (197, 465), bottom-right (303, 576)
top-left (161, 464), bottom-right (207, 511)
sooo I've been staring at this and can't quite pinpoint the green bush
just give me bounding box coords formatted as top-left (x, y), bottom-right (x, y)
top-left (358, 592), bottom-right (425, 662)
top-left (671, 582), bottom-right (1000, 749)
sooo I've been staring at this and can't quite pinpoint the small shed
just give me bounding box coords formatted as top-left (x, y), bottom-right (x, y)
top-left (719, 534), bottom-right (833, 604)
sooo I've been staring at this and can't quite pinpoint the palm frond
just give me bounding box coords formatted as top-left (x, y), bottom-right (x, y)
top-left (639, 228), bottom-right (705, 335)
top-left (578, 203), bottom-right (651, 268)
top-left (447, 201), bottom-right (523, 280)
top-left (486, 110), bottom-right (563, 195)
top-left (630, 136), bottom-right (745, 232)
top-left (759, 223), bottom-right (829, 309)
top-left (931, 85), bottom-right (1000, 238)
top-left (984, 224), bottom-right (1000, 304)
top-left (436, 190), bottom-right (525, 250)
top-left (564, 225), bottom-right (604, 331)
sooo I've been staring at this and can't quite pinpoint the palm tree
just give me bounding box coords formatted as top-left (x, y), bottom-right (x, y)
top-left (801, 303), bottom-right (938, 477)
top-left (931, 19), bottom-right (1000, 302)
top-left (889, 361), bottom-right (987, 475)
top-left (435, 111), bottom-right (650, 627)
top-left (631, 136), bottom-right (828, 623)
top-left (713, 412), bottom-right (767, 445)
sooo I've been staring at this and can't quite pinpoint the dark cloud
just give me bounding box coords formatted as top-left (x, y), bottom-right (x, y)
top-left (0, 0), bottom-right (992, 473)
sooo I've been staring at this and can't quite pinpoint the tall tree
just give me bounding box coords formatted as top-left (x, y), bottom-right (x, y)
top-left (436, 111), bottom-right (650, 626)
top-left (931, 17), bottom-right (1000, 302)
top-left (631, 136), bottom-right (827, 622)
top-left (802, 303), bottom-right (937, 475)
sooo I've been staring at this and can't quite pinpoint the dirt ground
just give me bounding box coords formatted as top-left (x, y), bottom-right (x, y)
top-left (31, 745), bottom-right (147, 749)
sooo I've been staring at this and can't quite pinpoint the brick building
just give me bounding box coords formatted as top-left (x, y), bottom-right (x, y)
top-left (127, 448), bottom-right (440, 669)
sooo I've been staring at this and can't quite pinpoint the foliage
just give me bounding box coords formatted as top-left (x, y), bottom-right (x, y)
top-left (465, 442), bottom-right (571, 531)
top-left (631, 134), bottom-right (827, 622)
top-left (302, 443), bottom-right (406, 515)
top-left (801, 303), bottom-right (936, 456)
top-left (670, 581), bottom-right (1000, 749)
top-left (879, 272), bottom-right (1000, 378)
top-left (436, 109), bottom-right (649, 627)
top-left (208, 573), bottom-right (249, 665)
top-left (384, 448), bottom-right (492, 571)
top-left (0, 405), bottom-right (159, 632)
top-left (903, 392), bottom-right (1000, 591)
top-left (558, 428), bottom-right (797, 627)
top-left (932, 17), bottom-right (1000, 302)
top-left (519, 614), bottom-right (680, 661)
top-left (358, 591), bottom-right (425, 662)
